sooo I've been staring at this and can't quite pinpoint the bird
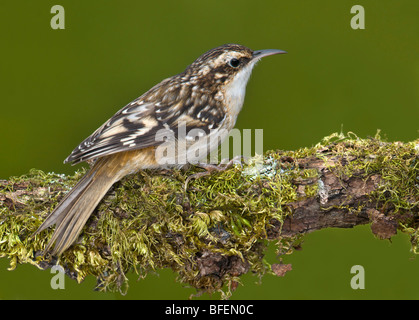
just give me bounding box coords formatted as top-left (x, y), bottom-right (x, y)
top-left (35, 43), bottom-right (286, 255)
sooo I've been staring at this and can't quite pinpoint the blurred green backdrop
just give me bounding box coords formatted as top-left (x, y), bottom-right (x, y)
top-left (0, 0), bottom-right (418, 299)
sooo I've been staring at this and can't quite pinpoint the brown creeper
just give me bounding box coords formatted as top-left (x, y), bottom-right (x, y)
top-left (35, 44), bottom-right (286, 255)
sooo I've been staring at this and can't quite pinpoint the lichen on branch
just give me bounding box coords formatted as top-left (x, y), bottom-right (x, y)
top-left (0, 132), bottom-right (418, 298)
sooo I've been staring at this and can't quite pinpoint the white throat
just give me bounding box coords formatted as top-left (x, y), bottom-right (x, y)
top-left (223, 61), bottom-right (257, 122)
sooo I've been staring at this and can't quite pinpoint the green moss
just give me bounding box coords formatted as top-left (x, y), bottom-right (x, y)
top-left (0, 132), bottom-right (418, 297)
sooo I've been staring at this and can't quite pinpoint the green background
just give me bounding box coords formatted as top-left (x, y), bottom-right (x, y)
top-left (1, 0), bottom-right (418, 299)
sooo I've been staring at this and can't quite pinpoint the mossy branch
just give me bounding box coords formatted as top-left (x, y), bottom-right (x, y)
top-left (1, 132), bottom-right (418, 298)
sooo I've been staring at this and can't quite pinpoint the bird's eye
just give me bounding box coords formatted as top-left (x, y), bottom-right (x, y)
top-left (229, 58), bottom-right (240, 68)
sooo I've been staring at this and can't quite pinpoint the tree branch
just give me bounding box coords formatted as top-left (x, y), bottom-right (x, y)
top-left (1, 132), bottom-right (418, 297)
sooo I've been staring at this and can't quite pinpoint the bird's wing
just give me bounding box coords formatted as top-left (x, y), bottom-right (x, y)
top-left (64, 81), bottom-right (225, 165)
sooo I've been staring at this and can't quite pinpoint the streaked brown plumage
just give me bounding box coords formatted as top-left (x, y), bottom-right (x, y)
top-left (35, 44), bottom-right (286, 255)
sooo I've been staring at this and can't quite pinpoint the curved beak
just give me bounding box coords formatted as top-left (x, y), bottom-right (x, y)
top-left (252, 49), bottom-right (287, 60)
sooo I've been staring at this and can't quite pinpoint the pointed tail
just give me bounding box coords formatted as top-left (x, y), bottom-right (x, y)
top-left (35, 158), bottom-right (118, 255)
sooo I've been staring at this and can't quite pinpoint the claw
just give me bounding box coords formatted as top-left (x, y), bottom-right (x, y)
top-left (184, 158), bottom-right (240, 191)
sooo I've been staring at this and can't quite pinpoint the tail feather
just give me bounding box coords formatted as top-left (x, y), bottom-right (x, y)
top-left (35, 160), bottom-right (117, 255)
top-left (35, 170), bottom-right (95, 233)
top-left (48, 176), bottom-right (112, 255)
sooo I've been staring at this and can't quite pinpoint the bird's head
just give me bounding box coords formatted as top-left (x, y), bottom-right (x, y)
top-left (185, 44), bottom-right (286, 89)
